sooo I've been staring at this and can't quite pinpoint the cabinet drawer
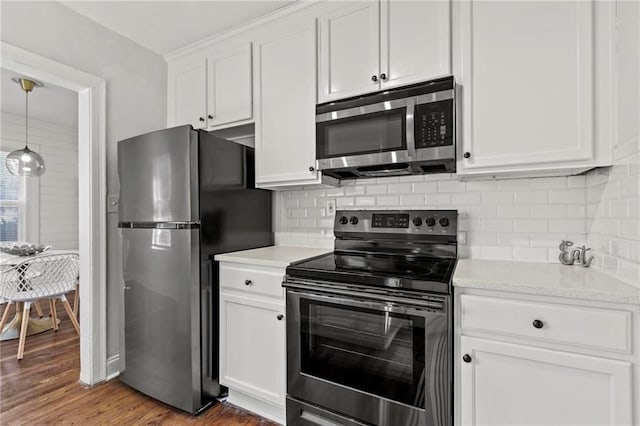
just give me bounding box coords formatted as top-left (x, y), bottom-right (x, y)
top-left (220, 263), bottom-right (284, 299)
top-left (460, 294), bottom-right (632, 353)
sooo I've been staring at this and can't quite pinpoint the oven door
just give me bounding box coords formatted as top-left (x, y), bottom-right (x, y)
top-left (316, 98), bottom-right (413, 172)
top-left (286, 285), bottom-right (451, 426)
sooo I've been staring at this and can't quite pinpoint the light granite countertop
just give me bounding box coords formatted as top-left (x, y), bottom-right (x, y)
top-left (453, 259), bottom-right (640, 304)
top-left (214, 245), bottom-right (331, 269)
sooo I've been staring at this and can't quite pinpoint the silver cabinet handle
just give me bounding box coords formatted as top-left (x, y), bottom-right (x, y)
top-left (123, 286), bottom-right (131, 290)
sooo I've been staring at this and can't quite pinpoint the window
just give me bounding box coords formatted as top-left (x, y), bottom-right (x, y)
top-left (0, 150), bottom-right (26, 242)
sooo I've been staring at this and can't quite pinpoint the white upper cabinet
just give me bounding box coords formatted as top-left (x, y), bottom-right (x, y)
top-left (172, 59), bottom-right (207, 129)
top-left (167, 42), bottom-right (253, 130)
top-left (207, 43), bottom-right (253, 128)
top-left (254, 18), bottom-right (327, 188)
top-left (318, 2), bottom-right (380, 102)
top-left (454, 1), bottom-right (613, 177)
top-left (319, 0), bottom-right (451, 103)
top-left (381, 0), bottom-right (450, 89)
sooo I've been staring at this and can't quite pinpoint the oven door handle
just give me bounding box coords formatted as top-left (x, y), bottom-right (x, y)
top-left (286, 288), bottom-right (444, 317)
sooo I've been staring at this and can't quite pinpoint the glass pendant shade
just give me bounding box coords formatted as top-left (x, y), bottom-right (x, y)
top-left (5, 146), bottom-right (46, 177)
top-left (6, 77), bottom-right (46, 177)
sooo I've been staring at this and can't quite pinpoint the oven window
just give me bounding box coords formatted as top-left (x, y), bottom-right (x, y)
top-left (300, 299), bottom-right (425, 408)
top-left (317, 108), bottom-right (406, 158)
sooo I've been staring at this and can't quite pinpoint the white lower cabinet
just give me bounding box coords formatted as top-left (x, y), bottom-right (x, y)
top-left (219, 262), bottom-right (286, 424)
top-left (456, 289), bottom-right (638, 426)
top-left (459, 336), bottom-right (632, 426)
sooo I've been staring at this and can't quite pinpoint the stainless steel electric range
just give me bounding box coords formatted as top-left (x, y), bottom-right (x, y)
top-left (284, 209), bottom-right (457, 426)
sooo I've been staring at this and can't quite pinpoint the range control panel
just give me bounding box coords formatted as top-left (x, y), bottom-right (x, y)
top-left (335, 209), bottom-right (457, 237)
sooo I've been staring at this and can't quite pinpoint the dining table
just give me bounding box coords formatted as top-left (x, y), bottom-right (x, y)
top-left (0, 249), bottom-right (78, 341)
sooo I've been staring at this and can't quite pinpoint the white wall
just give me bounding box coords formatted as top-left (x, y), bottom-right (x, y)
top-left (1, 1), bottom-right (168, 366)
top-left (0, 112), bottom-right (79, 249)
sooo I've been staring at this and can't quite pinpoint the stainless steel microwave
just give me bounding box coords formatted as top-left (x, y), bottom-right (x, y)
top-left (316, 76), bottom-right (455, 180)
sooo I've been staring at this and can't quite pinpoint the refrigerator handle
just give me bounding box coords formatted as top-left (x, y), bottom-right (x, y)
top-left (204, 261), bottom-right (213, 381)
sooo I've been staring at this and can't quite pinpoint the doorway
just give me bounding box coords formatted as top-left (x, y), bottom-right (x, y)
top-left (0, 41), bottom-right (107, 385)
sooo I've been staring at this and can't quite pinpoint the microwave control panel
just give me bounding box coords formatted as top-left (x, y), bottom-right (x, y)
top-left (415, 99), bottom-right (454, 148)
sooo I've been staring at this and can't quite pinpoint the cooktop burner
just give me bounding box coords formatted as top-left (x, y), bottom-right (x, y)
top-left (286, 209), bottom-right (458, 295)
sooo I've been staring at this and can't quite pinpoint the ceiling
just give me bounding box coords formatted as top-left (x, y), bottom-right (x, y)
top-left (1, 68), bottom-right (78, 128)
top-left (59, 1), bottom-right (297, 56)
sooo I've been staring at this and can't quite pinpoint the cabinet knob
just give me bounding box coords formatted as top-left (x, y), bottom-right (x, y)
top-left (532, 319), bottom-right (544, 329)
top-left (371, 75), bottom-right (378, 82)
top-left (199, 117), bottom-right (205, 122)
top-left (462, 354), bottom-right (472, 363)
top-left (380, 73), bottom-right (387, 81)
top-left (277, 314), bottom-right (284, 321)
top-left (309, 166), bottom-right (315, 172)
top-left (244, 279), bottom-right (253, 286)
top-left (463, 152), bottom-right (471, 159)
top-left (208, 114), bottom-right (214, 120)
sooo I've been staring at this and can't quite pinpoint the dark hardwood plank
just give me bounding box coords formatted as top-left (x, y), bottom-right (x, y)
top-left (0, 294), bottom-right (278, 425)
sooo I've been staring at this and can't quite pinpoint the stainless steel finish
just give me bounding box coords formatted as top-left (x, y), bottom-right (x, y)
top-left (118, 221), bottom-right (200, 229)
top-left (316, 145), bottom-right (454, 171)
top-left (333, 209), bottom-right (458, 237)
top-left (284, 282), bottom-right (446, 310)
top-left (120, 228), bottom-right (202, 413)
top-left (118, 126), bottom-right (198, 223)
top-left (288, 398), bottom-right (370, 426)
top-left (405, 97), bottom-right (416, 157)
top-left (316, 90), bottom-right (453, 123)
top-left (286, 287), bottom-right (451, 426)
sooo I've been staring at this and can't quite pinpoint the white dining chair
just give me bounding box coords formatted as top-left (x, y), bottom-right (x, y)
top-left (0, 253), bottom-right (80, 359)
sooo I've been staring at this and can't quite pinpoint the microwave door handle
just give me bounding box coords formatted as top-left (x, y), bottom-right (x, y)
top-left (406, 97), bottom-right (416, 157)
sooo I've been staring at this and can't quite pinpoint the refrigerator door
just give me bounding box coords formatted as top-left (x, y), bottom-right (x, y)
top-left (120, 227), bottom-right (204, 413)
top-left (118, 125), bottom-right (198, 223)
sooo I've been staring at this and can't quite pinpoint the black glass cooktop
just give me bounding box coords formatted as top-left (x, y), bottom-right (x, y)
top-left (286, 252), bottom-right (456, 294)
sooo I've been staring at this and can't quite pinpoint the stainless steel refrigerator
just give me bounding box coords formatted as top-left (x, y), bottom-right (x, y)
top-left (117, 125), bottom-right (272, 414)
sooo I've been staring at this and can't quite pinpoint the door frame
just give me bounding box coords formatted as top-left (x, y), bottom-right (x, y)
top-left (1, 42), bottom-right (107, 385)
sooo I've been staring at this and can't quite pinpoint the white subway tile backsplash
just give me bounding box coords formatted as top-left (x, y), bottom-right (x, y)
top-left (276, 153), bottom-right (638, 285)
top-left (438, 180), bottom-right (466, 192)
top-left (366, 185), bottom-right (388, 195)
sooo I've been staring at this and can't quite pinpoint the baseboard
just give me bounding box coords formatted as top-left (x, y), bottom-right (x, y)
top-left (106, 354), bottom-right (121, 380)
top-left (227, 389), bottom-right (285, 425)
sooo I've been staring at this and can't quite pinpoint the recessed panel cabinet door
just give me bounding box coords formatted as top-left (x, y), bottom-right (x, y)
top-left (318, 1), bottom-right (380, 102)
top-left (220, 292), bottom-right (285, 406)
top-left (254, 20), bottom-right (320, 186)
top-left (207, 44), bottom-right (253, 127)
top-left (455, 1), bottom-right (596, 173)
top-left (174, 60), bottom-right (207, 129)
top-left (459, 337), bottom-right (632, 426)
top-left (380, 0), bottom-right (450, 89)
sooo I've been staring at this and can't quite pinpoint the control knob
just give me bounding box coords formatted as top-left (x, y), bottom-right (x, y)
top-left (439, 217), bottom-right (450, 227)
top-left (412, 217), bottom-right (422, 227)
top-left (339, 216), bottom-right (348, 225)
top-left (425, 217), bottom-right (436, 227)
top-left (350, 216), bottom-right (359, 225)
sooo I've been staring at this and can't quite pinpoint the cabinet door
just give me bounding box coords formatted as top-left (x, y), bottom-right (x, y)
top-left (459, 336), bottom-right (632, 426)
top-left (380, 0), bottom-right (450, 89)
top-left (220, 292), bottom-right (285, 406)
top-left (318, 1), bottom-right (380, 102)
top-left (207, 43), bottom-right (253, 128)
top-left (173, 59), bottom-right (207, 129)
top-left (455, 1), bottom-right (595, 174)
top-left (254, 20), bottom-right (320, 186)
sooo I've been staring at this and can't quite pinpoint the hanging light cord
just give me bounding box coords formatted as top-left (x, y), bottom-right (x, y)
top-left (24, 89), bottom-right (29, 149)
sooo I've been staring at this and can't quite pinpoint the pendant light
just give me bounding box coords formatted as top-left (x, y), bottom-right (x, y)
top-left (5, 78), bottom-right (46, 177)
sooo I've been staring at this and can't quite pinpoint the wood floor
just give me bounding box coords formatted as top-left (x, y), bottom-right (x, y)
top-left (0, 299), bottom-right (277, 425)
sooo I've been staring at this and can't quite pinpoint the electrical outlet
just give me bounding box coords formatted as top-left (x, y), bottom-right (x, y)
top-left (326, 199), bottom-right (336, 216)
